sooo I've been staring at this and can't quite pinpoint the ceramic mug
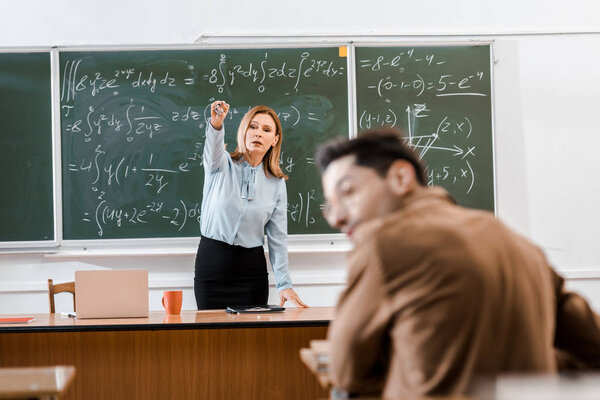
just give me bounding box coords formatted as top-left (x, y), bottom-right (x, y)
top-left (162, 290), bottom-right (183, 315)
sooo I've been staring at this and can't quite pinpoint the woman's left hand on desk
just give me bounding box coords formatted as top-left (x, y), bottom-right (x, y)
top-left (279, 288), bottom-right (309, 308)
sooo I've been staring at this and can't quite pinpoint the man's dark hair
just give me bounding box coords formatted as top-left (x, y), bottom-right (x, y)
top-left (315, 127), bottom-right (426, 185)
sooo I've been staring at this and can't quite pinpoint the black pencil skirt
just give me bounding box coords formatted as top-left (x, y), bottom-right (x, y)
top-left (194, 235), bottom-right (269, 310)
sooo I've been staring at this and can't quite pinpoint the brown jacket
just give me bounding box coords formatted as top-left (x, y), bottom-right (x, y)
top-left (328, 187), bottom-right (600, 399)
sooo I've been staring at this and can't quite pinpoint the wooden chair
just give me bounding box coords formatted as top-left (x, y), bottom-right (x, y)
top-left (47, 279), bottom-right (76, 314)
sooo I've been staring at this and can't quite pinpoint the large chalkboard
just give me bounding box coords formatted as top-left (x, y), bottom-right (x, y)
top-left (0, 52), bottom-right (54, 243)
top-left (60, 47), bottom-right (348, 239)
top-left (355, 45), bottom-right (494, 211)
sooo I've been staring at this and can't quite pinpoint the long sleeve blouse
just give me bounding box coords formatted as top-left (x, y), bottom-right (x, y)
top-left (200, 122), bottom-right (292, 291)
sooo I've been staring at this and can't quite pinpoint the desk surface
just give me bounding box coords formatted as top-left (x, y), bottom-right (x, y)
top-left (0, 307), bottom-right (334, 333)
top-left (0, 366), bottom-right (75, 399)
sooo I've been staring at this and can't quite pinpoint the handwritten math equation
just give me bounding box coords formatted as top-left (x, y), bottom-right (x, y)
top-left (358, 48), bottom-right (488, 99)
top-left (208, 51), bottom-right (345, 94)
top-left (61, 51), bottom-right (345, 104)
top-left (359, 102), bottom-right (478, 194)
top-left (356, 46), bottom-right (492, 200)
top-left (66, 134), bottom-right (321, 235)
top-left (63, 99), bottom-right (325, 144)
top-left (61, 46), bottom-right (338, 236)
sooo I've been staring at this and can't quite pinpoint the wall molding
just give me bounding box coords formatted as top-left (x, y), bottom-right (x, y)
top-left (39, 235), bottom-right (353, 258)
top-left (0, 271), bottom-right (348, 294)
top-left (1, 268), bottom-right (597, 294)
top-left (559, 269), bottom-right (600, 280)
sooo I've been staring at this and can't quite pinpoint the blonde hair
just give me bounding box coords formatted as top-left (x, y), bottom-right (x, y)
top-left (230, 105), bottom-right (288, 180)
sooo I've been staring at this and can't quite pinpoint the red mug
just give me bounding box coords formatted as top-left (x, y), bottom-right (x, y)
top-left (162, 291), bottom-right (183, 315)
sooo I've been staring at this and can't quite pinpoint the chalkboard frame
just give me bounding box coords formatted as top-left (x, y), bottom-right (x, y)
top-left (0, 47), bottom-right (59, 249)
top-left (56, 42), bottom-right (354, 246)
top-left (352, 41), bottom-right (497, 214)
top-left (0, 40), bottom-right (496, 250)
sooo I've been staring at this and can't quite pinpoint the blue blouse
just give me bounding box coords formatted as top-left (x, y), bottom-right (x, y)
top-left (200, 123), bottom-right (292, 291)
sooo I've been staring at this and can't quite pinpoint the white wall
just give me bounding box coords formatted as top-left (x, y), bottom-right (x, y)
top-left (2, 1), bottom-right (599, 46)
top-left (1, 1), bottom-right (599, 313)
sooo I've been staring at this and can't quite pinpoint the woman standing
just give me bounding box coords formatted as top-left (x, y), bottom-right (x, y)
top-left (194, 100), bottom-right (308, 309)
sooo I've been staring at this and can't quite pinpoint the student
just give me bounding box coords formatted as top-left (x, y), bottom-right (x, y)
top-left (315, 127), bottom-right (600, 398)
top-left (194, 101), bottom-right (307, 309)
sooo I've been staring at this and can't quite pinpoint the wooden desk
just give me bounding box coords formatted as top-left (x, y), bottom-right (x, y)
top-left (0, 366), bottom-right (75, 400)
top-left (0, 308), bottom-right (333, 400)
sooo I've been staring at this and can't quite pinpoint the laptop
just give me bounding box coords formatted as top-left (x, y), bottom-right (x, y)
top-left (75, 270), bottom-right (149, 319)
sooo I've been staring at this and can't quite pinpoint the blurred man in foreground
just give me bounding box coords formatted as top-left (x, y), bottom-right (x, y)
top-left (316, 127), bottom-right (600, 399)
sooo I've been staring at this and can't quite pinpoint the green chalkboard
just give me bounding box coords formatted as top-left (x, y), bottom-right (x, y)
top-left (355, 45), bottom-right (494, 211)
top-left (60, 47), bottom-right (348, 239)
top-left (0, 52), bottom-right (54, 242)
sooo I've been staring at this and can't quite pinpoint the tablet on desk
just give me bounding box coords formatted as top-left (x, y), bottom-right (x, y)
top-left (226, 305), bottom-right (285, 314)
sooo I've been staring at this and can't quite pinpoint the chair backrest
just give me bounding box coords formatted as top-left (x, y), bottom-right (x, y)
top-left (47, 279), bottom-right (76, 314)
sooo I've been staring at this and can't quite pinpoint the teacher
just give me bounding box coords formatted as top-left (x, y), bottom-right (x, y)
top-left (194, 100), bottom-right (308, 309)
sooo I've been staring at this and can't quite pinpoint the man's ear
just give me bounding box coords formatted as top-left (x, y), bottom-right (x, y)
top-left (386, 160), bottom-right (416, 196)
